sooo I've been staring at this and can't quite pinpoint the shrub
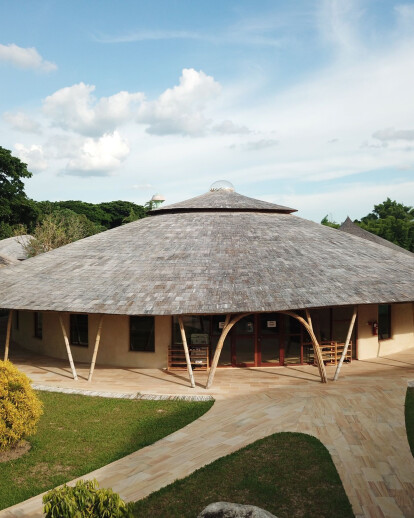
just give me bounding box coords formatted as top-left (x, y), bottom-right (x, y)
top-left (0, 360), bottom-right (43, 450)
top-left (43, 479), bottom-right (133, 518)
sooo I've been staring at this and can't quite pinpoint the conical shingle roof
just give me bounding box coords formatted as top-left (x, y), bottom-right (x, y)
top-left (339, 217), bottom-right (413, 257)
top-left (0, 188), bottom-right (412, 316)
top-left (151, 189), bottom-right (296, 214)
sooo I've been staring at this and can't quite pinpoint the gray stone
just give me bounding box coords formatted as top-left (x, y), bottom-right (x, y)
top-left (197, 501), bottom-right (277, 518)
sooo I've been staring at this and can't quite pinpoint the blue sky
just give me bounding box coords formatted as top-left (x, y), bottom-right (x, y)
top-left (0, 0), bottom-right (413, 222)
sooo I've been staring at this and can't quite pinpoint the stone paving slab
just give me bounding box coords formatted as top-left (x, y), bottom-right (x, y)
top-left (1, 348), bottom-right (414, 517)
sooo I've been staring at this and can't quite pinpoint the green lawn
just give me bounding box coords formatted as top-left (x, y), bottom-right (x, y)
top-left (406, 387), bottom-right (414, 456)
top-left (0, 391), bottom-right (213, 511)
top-left (132, 432), bottom-right (353, 518)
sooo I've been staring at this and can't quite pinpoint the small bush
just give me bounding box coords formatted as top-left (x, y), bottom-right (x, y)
top-left (43, 479), bottom-right (133, 518)
top-left (0, 360), bottom-right (43, 450)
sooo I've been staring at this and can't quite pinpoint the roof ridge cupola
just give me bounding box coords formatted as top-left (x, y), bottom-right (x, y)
top-left (149, 180), bottom-right (297, 215)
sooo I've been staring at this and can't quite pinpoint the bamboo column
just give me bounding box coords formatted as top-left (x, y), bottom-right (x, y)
top-left (333, 306), bottom-right (357, 381)
top-left (3, 309), bottom-right (13, 361)
top-left (281, 310), bottom-right (327, 383)
top-left (206, 313), bottom-right (249, 389)
top-left (178, 316), bottom-right (195, 388)
top-left (88, 314), bottom-right (104, 382)
top-left (58, 314), bottom-right (78, 380)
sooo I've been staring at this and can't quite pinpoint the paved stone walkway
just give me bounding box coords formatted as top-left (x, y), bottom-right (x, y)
top-left (1, 348), bottom-right (414, 517)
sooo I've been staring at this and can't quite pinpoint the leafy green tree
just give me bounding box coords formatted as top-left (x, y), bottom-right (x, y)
top-left (21, 209), bottom-right (101, 257)
top-left (357, 198), bottom-right (414, 252)
top-left (98, 201), bottom-right (146, 228)
top-left (0, 147), bottom-right (39, 238)
top-left (321, 215), bottom-right (340, 229)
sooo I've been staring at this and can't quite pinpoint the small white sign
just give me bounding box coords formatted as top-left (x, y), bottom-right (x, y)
top-left (267, 320), bottom-right (277, 328)
top-left (218, 321), bottom-right (225, 329)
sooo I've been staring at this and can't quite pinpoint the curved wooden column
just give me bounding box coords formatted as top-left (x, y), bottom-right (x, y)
top-left (88, 314), bottom-right (105, 382)
top-left (178, 316), bottom-right (195, 388)
top-left (58, 314), bottom-right (78, 380)
top-left (333, 306), bottom-right (357, 381)
top-left (3, 309), bottom-right (13, 361)
top-left (205, 313), bottom-right (250, 389)
top-left (280, 310), bottom-right (327, 383)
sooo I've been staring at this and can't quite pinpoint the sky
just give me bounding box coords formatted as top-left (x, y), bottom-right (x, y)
top-left (0, 0), bottom-right (413, 223)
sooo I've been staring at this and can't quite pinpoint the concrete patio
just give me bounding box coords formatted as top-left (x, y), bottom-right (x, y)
top-left (1, 344), bottom-right (414, 517)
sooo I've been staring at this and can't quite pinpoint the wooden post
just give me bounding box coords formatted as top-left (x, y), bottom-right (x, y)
top-left (281, 310), bottom-right (327, 383)
top-left (58, 314), bottom-right (78, 380)
top-left (206, 313), bottom-right (249, 389)
top-left (178, 316), bottom-right (195, 388)
top-left (88, 314), bottom-right (104, 382)
top-left (333, 306), bottom-right (357, 381)
top-left (305, 309), bottom-right (313, 332)
top-left (3, 309), bottom-right (13, 361)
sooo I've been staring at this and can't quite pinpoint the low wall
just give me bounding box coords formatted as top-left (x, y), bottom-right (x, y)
top-left (11, 311), bottom-right (171, 369)
top-left (357, 303), bottom-right (414, 359)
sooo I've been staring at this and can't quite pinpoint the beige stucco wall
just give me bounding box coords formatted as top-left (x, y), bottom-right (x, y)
top-left (357, 303), bottom-right (414, 359)
top-left (12, 311), bottom-right (171, 369)
top-left (379, 303), bottom-right (414, 356)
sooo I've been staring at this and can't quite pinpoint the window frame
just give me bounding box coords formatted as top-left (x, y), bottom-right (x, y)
top-left (378, 304), bottom-right (392, 341)
top-left (34, 312), bottom-right (43, 339)
top-left (70, 314), bottom-right (89, 347)
top-left (130, 316), bottom-right (155, 352)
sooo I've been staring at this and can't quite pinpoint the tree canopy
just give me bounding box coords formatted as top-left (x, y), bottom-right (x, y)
top-left (0, 147), bottom-right (39, 238)
top-left (357, 198), bottom-right (414, 252)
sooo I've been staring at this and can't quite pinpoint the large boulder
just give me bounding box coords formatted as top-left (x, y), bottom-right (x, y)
top-left (197, 502), bottom-right (277, 518)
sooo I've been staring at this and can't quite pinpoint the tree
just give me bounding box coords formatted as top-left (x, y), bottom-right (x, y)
top-left (98, 201), bottom-right (146, 228)
top-left (321, 215), bottom-right (340, 229)
top-left (357, 198), bottom-right (414, 252)
top-left (21, 209), bottom-right (102, 257)
top-left (0, 147), bottom-right (38, 238)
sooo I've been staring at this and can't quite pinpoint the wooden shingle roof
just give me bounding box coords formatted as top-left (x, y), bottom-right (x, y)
top-left (0, 254), bottom-right (18, 267)
top-left (0, 235), bottom-right (31, 261)
top-left (339, 217), bottom-right (413, 257)
top-left (151, 190), bottom-right (297, 214)
top-left (0, 189), bottom-right (412, 315)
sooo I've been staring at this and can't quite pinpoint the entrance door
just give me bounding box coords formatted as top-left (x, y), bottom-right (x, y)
top-left (232, 315), bottom-right (255, 366)
top-left (283, 314), bottom-right (306, 365)
top-left (258, 313), bottom-right (281, 365)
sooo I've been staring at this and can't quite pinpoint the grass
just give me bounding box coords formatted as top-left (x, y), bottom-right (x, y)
top-left (406, 387), bottom-right (414, 456)
top-left (132, 432), bottom-right (353, 518)
top-left (0, 391), bottom-right (213, 511)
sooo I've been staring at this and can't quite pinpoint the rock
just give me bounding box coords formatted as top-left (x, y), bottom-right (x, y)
top-left (197, 501), bottom-right (277, 518)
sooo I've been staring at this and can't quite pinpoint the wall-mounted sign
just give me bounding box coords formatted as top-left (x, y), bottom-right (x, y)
top-left (218, 321), bottom-right (225, 329)
top-left (191, 334), bottom-right (209, 345)
top-left (267, 320), bottom-right (277, 328)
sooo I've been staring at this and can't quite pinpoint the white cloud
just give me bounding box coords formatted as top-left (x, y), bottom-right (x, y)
top-left (241, 139), bottom-right (278, 151)
top-left (213, 120), bottom-right (251, 135)
top-left (372, 127), bottom-right (414, 142)
top-left (394, 4), bottom-right (414, 33)
top-left (95, 30), bottom-right (201, 44)
top-left (131, 183), bottom-right (154, 190)
top-left (65, 131), bottom-right (130, 176)
top-left (3, 111), bottom-right (41, 133)
top-left (317, 0), bottom-right (365, 58)
top-left (14, 143), bottom-right (47, 172)
top-left (43, 83), bottom-right (144, 136)
top-left (270, 180), bottom-right (414, 223)
top-left (0, 44), bottom-right (56, 71)
top-left (137, 68), bottom-right (221, 136)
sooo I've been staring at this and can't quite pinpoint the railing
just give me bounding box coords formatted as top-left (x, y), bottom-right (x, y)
top-left (305, 341), bottom-right (352, 365)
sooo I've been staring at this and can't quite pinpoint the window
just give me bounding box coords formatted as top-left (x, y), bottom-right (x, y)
top-left (378, 304), bottom-right (391, 340)
top-left (34, 312), bottom-right (42, 339)
top-left (70, 314), bottom-right (89, 347)
top-left (15, 310), bottom-right (19, 330)
top-left (130, 316), bottom-right (155, 352)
